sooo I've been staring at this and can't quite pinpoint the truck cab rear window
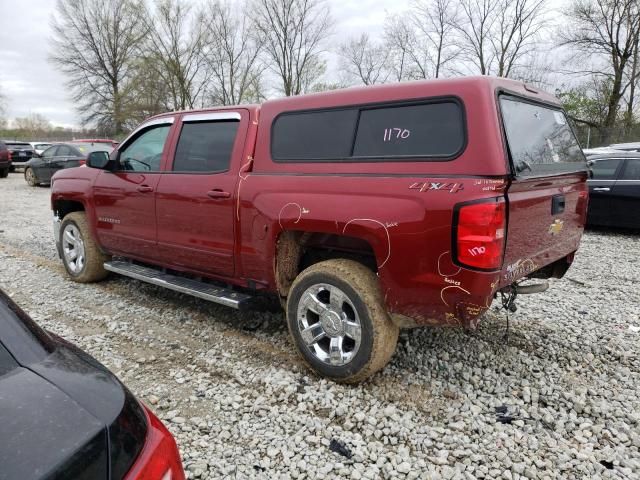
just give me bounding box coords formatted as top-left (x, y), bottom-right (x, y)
top-left (173, 120), bottom-right (239, 172)
top-left (271, 100), bottom-right (464, 162)
top-left (500, 96), bottom-right (586, 175)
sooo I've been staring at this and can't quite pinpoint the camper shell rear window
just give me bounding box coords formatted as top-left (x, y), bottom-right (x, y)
top-left (499, 95), bottom-right (587, 176)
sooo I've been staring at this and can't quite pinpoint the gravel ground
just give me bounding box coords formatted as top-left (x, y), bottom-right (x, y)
top-left (0, 172), bottom-right (639, 480)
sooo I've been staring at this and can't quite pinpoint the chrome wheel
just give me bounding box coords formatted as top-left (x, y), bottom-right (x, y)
top-left (62, 224), bottom-right (86, 274)
top-left (296, 283), bottom-right (362, 366)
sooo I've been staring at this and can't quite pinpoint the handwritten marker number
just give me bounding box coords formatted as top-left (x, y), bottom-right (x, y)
top-left (383, 128), bottom-right (410, 142)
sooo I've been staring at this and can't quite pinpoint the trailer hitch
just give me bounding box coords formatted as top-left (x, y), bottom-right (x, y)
top-left (498, 280), bottom-right (549, 340)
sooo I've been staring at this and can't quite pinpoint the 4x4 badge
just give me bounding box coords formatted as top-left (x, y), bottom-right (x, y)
top-left (548, 219), bottom-right (564, 235)
top-left (409, 182), bottom-right (464, 193)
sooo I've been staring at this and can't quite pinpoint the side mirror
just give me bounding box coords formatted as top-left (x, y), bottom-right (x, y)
top-left (87, 151), bottom-right (111, 169)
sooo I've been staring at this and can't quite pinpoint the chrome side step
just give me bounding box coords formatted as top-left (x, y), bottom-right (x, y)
top-left (104, 260), bottom-right (253, 310)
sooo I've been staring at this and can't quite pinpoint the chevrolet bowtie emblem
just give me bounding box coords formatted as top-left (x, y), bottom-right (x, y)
top-left (548, 219), bottom-right (564, 235)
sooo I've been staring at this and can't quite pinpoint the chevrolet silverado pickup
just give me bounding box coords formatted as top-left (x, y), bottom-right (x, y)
top-left (51, 77), bottom-right (588, 383)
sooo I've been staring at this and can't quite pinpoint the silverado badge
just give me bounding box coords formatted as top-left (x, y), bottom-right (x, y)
top-left (548, 219), bottom-right (564, 235)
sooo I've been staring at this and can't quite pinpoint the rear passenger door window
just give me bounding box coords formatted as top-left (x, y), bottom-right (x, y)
top-left (42, 146), bottom-right (57, 160)
top-left (56, 145), bottom-right (72, 157)
top-left (620, 159), bottom-right (640, 180)
top-left (172, 120), bottom-right (239, 172)
top-left (590, 159), bottom-right (623, 180)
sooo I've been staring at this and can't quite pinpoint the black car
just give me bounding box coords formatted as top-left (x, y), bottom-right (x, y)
top-left (24, 142), bottom-right (113, 186)
top-left (0, 140), bottom-right (34, 174)
top-left (0, 289), bottom-right (185, 479)
top-left (587, 152), bottom-right (640, 229)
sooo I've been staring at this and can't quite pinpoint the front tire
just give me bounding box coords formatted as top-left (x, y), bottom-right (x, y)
top-left (60, 212), bottom-right (109, 282)
top-left (287, 259), bottom-right (399, 383)
top-left (24, 168), bottom-right (38, 186)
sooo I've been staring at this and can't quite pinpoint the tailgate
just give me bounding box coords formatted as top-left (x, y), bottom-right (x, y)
top-left (501, 174), bottom-right (587, 286)
top-left (498, 95), bottom-right (588, 286)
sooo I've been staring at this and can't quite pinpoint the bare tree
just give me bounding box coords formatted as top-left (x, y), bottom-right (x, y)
top-left (560, 0), bottom-right (640, 132)
top-left (143, 0), bottom-right (210, 110)
top-left (252, 0), bottom-right (332, 96)
top-left (624, 34), bottom-right (640, 128)
top-left (383, 14), bottom-right (416, 81)
top-left (204, 0), bottom-right (265, 105)
top-left (455, 0), bottom-right (499, 75)
top-left (454, 0), bottom-right (546, 77)
top-left (14, 114), bottom-right (53, 135)
top-left (339, 33), bottom-right (391, 85)
top-left (50, 0), bottom-right (148, 135)
top-left (125, 57), bottom-right (173, 128)
top-left (492, 0), bottom-right (546, 77)
top-left (412, 0), bottom-right (460, 78)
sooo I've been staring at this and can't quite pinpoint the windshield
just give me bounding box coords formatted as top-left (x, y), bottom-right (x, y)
top-left (74, 143), bottom-right (113, 154)
top-left (34, 143), bottom-right (51, 150)
top-left (500, 96), bottom-right (586, 175)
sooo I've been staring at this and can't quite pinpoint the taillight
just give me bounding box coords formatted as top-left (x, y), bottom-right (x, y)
top-left (454, 198), bottom-right (506, 270)
top-left (124, 406), bottom-right (185, 480)
top-left (8, 151), bottom-right (12, 161)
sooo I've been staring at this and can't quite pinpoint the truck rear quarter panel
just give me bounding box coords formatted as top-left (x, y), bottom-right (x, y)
top-left (241, 78), bottom-right (545, 327)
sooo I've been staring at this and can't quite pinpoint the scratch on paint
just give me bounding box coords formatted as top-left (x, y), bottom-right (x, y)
top-left (437, 251), bottom-right (461, 278)
top-left (342, 218), bottom-right (392, 269)
top-left (236, 157), bottom-right (253, 221)
top-left (440, 285), bottom-right (471, 307)
top-left (278, 203), bottom-right (304, 229)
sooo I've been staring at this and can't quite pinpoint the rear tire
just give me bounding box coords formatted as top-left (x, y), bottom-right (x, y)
top-left (60, 212), bottom-right (109, 283)
top-left (24, 168), bottom-right (38, 186)
top-left (286, 259), bottom-right (399, 383)
top-left (0, 167), bottom-right (8, 178)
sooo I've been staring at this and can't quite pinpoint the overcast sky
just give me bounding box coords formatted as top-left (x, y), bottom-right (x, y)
top-left (0, 0), bottom-right (567, 129)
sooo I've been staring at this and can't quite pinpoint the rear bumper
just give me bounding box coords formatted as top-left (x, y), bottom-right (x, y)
top-left (11, 160), bottom-right (29, 171)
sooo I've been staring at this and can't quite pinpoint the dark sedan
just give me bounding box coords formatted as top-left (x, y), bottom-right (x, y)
top-left (24, 142), bottom-right (113, 186)
top-left (0, 288), bottom-right (185, 479)
top-left (587, 152), bottom-right (640, 229)
top-left (0, 140), bottom-right (35, 174)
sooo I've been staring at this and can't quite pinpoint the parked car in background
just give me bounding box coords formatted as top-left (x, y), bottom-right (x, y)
top-left (29, 141), bottom-right (54, 155)
top-left (608, 141), bottom-right (640, 152)
top-left (587, 152), bottom-right (640, 228)
top-left (24, 142), bottom-right (113, 186)
top-left (0, 288), bottom-right (185, 479)
top-left (583, 146), bottom-right (623, 157)
top-left (72, 138), bottom-right (118, 148)
top-left (0, 140), bottom-right (34, 172)
top-left (0, 141), bottom-right (12, 178)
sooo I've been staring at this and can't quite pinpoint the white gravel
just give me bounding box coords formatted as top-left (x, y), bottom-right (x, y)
top-left (0, 173), bottom-right (639, 479)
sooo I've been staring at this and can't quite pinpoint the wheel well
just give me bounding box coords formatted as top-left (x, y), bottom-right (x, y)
top-left (54, 199), bottom-right (85, 219)
top-left (274, 231), bottom-right (377, 299)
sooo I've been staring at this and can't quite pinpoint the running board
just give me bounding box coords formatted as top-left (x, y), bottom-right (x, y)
top-left (104, 260), bottom-right (253, 310)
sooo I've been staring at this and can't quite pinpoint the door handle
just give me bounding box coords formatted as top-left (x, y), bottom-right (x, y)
top-left (592, 187), bottom-right (610, 192)
top-left (137, 185), bottom-right (154, 193)
top-left (207, 189), bottom-right (231, 199)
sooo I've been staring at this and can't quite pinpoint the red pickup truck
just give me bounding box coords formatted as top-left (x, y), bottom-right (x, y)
top-left (51, 77), bottom-right (588, 383)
